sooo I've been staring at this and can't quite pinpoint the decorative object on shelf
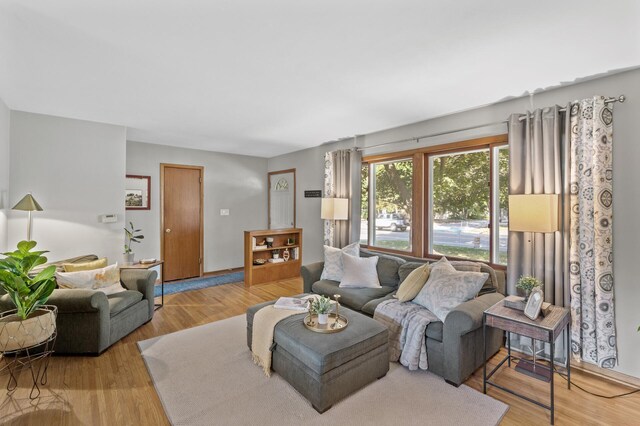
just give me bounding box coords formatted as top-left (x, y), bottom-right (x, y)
top-left (123, 222), bottom-right (144, 264)
top-left (12, 193), bottom-right (43, 241)
top-left (271, 249), bottom-right (280, 259)
top-left (266, 237), bottom-right (274, 248)
top-left (516, 275), bottom-right (542, 302)
top-left (286, 238), bottom-right (295, 246)
top-left (524, 288), bottom-right (544, 320)
top-left (125, 175), bottom-right (151, 210)
top-left (310, 295), bottom-right (332, 325)
top-left (282, 248), bottom-right (290, 262)
top-left (253, 258), bottom-right (266, 265)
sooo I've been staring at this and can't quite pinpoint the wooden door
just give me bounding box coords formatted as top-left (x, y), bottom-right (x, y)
top-left (161, 164), bottom-right (203, 282)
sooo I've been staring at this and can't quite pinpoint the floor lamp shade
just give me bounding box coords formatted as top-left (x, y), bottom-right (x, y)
top-left (508, 194), bottom-right (559, 233)
top-left (321, 198), bottom-right (348, 220)
top-left (12, 193), bottom-right (43, 241)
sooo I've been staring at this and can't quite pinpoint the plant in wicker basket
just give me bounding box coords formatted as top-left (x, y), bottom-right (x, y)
top-left (0, 240), bottom-right (57, 351)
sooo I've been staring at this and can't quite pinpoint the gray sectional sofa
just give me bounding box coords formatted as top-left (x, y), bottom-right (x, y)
top-left (0, 255), bottom-right (157, 354)
top-left (301, 249), bottom-right (505, 386)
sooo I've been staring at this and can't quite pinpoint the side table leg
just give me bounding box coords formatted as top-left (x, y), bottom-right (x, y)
top-left (483, 316), bottom-right (487, 394)
top-left (507, 331), bottom-right (511, 367)
top-left (567, 324), bottom-right (571, 390)
top-left (550, 340), bottom-right (555, 425)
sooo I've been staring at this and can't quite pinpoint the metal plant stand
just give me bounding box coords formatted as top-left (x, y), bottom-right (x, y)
top-left (0, 305), bottom-right (57, 399)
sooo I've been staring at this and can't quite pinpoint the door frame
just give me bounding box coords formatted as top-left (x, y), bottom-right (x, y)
top-left (160, 163), bottom-right (205, 278)
top-left (268, 168), bottom-right (296, 229)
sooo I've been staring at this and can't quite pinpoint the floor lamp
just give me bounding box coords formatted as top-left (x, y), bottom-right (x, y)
top-left (12, 193), bottom-right (44, 241)
top-left (321, 198), bottom-right (348, 247)
top-left (508, 193), bottom-right (559, 381)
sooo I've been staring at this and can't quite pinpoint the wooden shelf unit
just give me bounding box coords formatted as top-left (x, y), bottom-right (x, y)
top-left (244, 228), bottom-right (302, 286)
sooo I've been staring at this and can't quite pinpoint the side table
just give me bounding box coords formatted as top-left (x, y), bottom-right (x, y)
top-left (483, 299), bottom-right (571, 425)
top-left (120, 260), bottom-right (165, 310)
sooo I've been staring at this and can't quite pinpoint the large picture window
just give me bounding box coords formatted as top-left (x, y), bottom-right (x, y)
top-left (361, 159), bottom-right (413, 251)
top-left (361, 135), bottom-right (508, 266)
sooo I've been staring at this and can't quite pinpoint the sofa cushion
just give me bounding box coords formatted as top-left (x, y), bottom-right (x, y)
top-left (360, 249), bottom-right (405, 288)
top-left (311, 280), bottom-right (394, 311)
top-left (425, 321), bottom-right (444, 342)
top-left (361, 293), bottom-right (395, 316)
top-left (107, 290), bottom-right (143, 316)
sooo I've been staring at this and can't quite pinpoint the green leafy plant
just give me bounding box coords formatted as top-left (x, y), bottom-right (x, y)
top-left (0, 241), bottom-right (56, 320)
top-left (124, 222), bottom-right (144, 254)
top-left (516, 275), bottom-right (542, 294)
top-left (310, 296), bottom-right (332, 315)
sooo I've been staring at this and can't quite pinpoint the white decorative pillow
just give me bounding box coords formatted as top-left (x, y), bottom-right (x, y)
top-left (56, 263), bottom-right (127, 295)
top-left (339, 253), bottom-right (381, 288)
top-left (412, 257), bottom-right (488, 321)
top-left (320, 242), bottom-right (360, 282)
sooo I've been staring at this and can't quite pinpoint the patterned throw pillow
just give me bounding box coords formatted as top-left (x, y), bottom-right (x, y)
top-left (412, 257), bottom-right (488, 322)
top-left (339, 253), bottom-right (381, 288)
top-left (395, 263), bottom-right (430, 302)
top-left (320, 242), bottom-right (360, 282)
top-left (56, 263), bottom-right (127, 295)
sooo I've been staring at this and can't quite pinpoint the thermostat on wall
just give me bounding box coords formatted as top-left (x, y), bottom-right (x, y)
top-left (100, 214), bottom-right (118, 223)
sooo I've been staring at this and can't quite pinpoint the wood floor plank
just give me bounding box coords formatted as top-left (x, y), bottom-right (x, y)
top-left (0, 278), bottom-right (638, 425)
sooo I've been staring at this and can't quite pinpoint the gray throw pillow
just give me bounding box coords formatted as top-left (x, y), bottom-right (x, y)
top-left (320, 242), bottom-right (360, 282)
top-left (339, 253), bottom-right (381, 288)
top-left (412, 257), bottom-right (488, 322)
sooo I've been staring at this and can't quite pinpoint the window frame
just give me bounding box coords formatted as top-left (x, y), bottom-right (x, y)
top-left (361, 134), bottom-right (508, 270)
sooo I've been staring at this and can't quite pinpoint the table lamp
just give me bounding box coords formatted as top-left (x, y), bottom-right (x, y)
top-left (321, 198), bottom-right (348, 221)
top-left (12, 193), bottom-right (43, 241)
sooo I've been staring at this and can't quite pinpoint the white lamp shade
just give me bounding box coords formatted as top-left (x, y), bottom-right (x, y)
top-left (321, 198), bottom-right (349, 220)
top-left (508, 194), bottom-right (559, 233)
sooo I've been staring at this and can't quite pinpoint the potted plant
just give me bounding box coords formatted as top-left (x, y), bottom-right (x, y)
top-left (0, 241), bottom-right (57, 352)
top-left (311, 295), bottom-right (333, 325)
top-left (516, 275), bottom-right (542, 302)
top-left (123, 222), bottom-right (144, 264)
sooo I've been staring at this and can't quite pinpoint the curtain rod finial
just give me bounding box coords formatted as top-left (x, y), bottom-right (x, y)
top-left (618, 95), bottom-right (626, 103)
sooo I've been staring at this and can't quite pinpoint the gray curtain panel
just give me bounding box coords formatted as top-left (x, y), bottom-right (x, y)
top-left (507, 106), bottom-right (571, 307)
top-left (569, 97), bottom-right (617, 368)
top-left (323, 149), bottom-right (362, 248)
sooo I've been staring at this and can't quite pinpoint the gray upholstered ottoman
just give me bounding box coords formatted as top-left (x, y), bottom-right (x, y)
top-left (246, 297), bottom-right (389, 413)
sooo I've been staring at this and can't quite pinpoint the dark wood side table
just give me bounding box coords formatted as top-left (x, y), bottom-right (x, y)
top-left (120, 260), bottom-right (165, 310)
top-left (483, 300), bottom-right (571, 425)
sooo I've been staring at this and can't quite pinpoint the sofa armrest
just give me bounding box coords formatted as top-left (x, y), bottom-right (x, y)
top-left (444, 293), bottom-right (505, 337)
top-left (121, 269), bottom-right (157, 319)
top-left (301, 262), bottom-right (324, 293)
top-left (1, 288), bottom-right (108, 314)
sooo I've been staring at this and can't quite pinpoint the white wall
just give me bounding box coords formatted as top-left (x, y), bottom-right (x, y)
top-left (126, 141), bottom-right (268, 272)
top-left (0, 98), bottom-right (10, 252)
top-left (268, 68), bottom-right (640, 379)
top-left (8, 111), bottom-right (126, 263)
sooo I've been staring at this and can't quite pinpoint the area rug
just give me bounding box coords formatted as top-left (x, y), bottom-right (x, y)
top-left (138, 315), bottom-right (508, 426)
top-left (154, 271), bottom-right (244, 297)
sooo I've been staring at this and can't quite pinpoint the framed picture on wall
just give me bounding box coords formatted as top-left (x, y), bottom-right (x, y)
top-left (126, 175), bottom-right (150, 210)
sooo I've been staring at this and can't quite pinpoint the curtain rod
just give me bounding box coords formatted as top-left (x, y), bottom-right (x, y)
top-left (357, 95), bottom-right (626, 152)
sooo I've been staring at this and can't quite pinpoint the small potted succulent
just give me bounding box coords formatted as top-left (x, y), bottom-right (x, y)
top-left (0, 241), bottom-right (57, 352)
top-left (311, 295), bottom-right (333, 325)
top-left (123, 222), bottom-right (144, 264)
top-left (516, 275), bottom-right (542, 302)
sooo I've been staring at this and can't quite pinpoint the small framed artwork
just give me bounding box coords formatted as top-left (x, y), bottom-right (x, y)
top-left (126, 175), bottom-right (151, 210)
top-left (524, 288), bottom-right (544, 320)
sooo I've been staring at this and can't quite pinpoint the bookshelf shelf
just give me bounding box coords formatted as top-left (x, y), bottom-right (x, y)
top-left (244, 228), bottom-right (302, 286)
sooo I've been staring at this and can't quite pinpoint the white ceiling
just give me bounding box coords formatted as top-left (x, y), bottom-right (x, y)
top-left (1, 1), bottom-right (639, 157)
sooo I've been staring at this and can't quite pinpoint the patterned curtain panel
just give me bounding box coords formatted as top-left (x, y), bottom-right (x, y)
top-left (569, 96), bottom-right (617, 368)
top-left (323, 149), bottom-right (361, 248)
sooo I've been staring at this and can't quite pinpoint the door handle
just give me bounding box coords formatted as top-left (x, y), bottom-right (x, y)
top-left (165, 228), bottom-right (171, 233)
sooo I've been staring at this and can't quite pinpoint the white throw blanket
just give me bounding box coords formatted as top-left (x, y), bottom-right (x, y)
top-left (373, 299), bottom-right (439, 371)
top-left (251, 295), bottom-right (318, 377)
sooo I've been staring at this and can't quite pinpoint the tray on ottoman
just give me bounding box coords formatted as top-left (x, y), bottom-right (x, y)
top-left (247, 296), bottom-right (389, 413)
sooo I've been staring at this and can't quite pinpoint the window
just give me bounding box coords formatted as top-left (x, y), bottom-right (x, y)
top-left (362, 159), bottom-right (413, 251)
top-left (429, 149), bottom-right (491, 261)
top-left (360, 135), bottom-right (508, 266)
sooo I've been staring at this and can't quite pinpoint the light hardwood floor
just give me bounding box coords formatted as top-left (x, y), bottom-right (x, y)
top-left (1, 278), bottom-right (638, 425)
